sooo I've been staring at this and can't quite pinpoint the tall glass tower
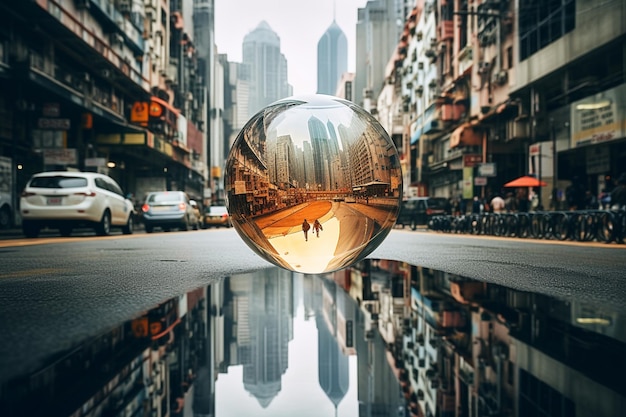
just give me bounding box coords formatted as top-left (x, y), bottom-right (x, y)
top-left (242, 21), bottom-right (291, 119)
top-left (317, 20), bottom-right (348, 95)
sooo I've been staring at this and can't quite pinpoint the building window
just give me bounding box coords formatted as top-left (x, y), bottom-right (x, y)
top-left (518, 369), bottom-right (575, 417)
top-left (519, 0), bottom-right (575, 60)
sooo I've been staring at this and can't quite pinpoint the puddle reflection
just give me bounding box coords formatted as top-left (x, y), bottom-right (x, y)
top-left (1, 260), bottom-right (624, 417)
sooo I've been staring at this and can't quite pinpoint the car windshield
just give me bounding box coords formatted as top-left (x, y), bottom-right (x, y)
top-left (148, 193), bottom-right (182, 203)
top-left (427, 198), bottom-right (449, 209)
top-left (29, 176), bottom-right (88, 189)
top-left (208, 206), bottom-right (228, 215)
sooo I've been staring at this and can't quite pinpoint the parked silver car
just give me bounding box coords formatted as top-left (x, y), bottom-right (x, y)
top-left (20, 171), bottom-right (136, 237)
top-left (141, 191), bottom-right (200, 233)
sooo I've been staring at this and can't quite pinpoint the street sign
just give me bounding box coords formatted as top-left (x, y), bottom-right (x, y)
top-left (478, 162), bottom-right (497, 177)
top-left (463, 154), bottom-right (483, 167)
top-left (37, 118), bottom-right (71, 130)
top-left (474, 176), bottom-right (487, 186)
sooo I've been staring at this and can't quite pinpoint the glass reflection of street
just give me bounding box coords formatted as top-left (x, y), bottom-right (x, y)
top-left (225, 95), bottom-right (401, 273)
top-left (1, 260), bottom-right (624, 417)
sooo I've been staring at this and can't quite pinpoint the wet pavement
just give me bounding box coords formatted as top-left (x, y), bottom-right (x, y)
top-left (1, 258), bottom-right (624, 417)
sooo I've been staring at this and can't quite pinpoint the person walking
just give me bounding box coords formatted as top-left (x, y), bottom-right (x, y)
top-left (610, 173), bottom-right (626, 210)
top-left (490, 194), bottom-right (506, 213)
top-left (313, 219), bottom-right (323, 237)
top-left (302, 219), bottom-right (310, 241)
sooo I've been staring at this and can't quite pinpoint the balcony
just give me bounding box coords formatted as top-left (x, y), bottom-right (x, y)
top-left (438, 20), bottom-right (453, 41)
top-left (440, 103), bottom-right (463, 121)
top-left (27, 0), bottom-right (150, 93)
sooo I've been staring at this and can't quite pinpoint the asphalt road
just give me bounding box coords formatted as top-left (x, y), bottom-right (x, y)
top-left (0, 227), bottom-right (624, 385)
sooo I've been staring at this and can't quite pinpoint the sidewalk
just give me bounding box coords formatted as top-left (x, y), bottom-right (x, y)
top-left (0, 223), bottom-right (147, 239)
top-left (0, 227), bottom-right (24, 239)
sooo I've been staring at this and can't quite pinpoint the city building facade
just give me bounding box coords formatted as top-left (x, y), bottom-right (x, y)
top-left (0, 0), bottom-right (209, 227)
top-left (373, 0), bottom-right (626, 211)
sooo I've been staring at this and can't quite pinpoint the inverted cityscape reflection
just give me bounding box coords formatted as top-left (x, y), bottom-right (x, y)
top-left (1, 260), bottom-right (624, 417)
top-left (225, 94), bottom-right (402, 273)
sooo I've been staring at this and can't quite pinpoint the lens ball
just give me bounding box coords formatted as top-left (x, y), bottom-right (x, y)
top-left (225, 94), bottom-right (402, 273)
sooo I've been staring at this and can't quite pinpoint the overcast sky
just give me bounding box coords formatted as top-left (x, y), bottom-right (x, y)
top-left (214, 0), bottom-right (368, 96)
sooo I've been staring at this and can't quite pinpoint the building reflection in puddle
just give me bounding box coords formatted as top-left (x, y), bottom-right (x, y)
top-left (1, 260), bottom-right (624, 417)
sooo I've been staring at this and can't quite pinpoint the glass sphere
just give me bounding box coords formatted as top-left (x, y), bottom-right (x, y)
top-left (225, 94), bottom-right (402, 274)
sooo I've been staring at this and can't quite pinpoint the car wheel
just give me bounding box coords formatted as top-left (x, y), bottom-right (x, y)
top-left (122, 215), bottom-right (134, 235)
top-left (96, 211), bottom-right (111, 236)
top-left (59, 226), bottom-right (72, 237)
top-left (22, 221), bottom-right (40, 238)
top-left (145, 224), bottom-right (154, 233)
top-left (0, 206), bottom-right (11, 229)
top-left (180, 218), bottom-right (189, 231)
top-left (410, 220), bottom-right (417, 231)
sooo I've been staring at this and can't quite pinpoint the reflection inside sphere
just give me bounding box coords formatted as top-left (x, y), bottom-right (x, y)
top-left (225, 94), bottom-right (402, 273)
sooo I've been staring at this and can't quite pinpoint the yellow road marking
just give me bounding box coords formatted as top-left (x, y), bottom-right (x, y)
top-left (0, 268), bottom-right (66, 279)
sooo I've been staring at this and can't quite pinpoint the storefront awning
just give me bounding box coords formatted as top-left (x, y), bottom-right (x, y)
top-left (450, 123), bottom-right (482, 149)
top-left (410, 117), bottom-right (422, 144)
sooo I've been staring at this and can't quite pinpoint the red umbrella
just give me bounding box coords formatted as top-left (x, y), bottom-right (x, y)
top-left (503, 176), bottom-right (547, 188)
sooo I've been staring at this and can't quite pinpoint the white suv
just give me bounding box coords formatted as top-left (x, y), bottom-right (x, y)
top-left (20, 171), bottom-right (136, 238)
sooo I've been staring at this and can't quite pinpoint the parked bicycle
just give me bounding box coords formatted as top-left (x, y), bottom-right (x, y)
top-left (425, 209), bottom-right (626, 244)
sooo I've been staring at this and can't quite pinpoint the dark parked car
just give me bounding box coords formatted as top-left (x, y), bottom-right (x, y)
top-left (396, 197), bottom-right (449, 230)
top-left (202, 205), bottom-right (232, 228)
top-left (141, 191), bottom-right (200, 233)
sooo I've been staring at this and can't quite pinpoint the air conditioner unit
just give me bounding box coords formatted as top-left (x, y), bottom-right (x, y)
top-left (492, 70), bottom-right (508, 85)
top-left (111, 33), bottom-right (124, 46)
top-left (507, 119), bottom-right (529, 140)
top-left (118, 0), bottom-right (131, 13)
top-left (478, 61), bottom-right (491, 74)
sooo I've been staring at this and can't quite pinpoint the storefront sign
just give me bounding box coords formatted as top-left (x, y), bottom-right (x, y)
top-left (85, 158), bottom-right (106, 167)
top-left (37, 118), bottom-right (71, 130)
top-left (474, 176), bottom-right (487, 186)
top-left (571, 83), bottom-right (626, 148)
top-left (43, 148), bottom-right (77, 165)
top-left (478, 162), bottom-right (496, 177)
top-left (462, 167), bottom-right (473, 199)
top-left (42, 103), bottom-right (60, 117)
top-left (463, 154), bottom-right (483, 167)
top-left (131, 101), bottom-right (149, 125)
top-left (234, 180), bottom-right (247, 195)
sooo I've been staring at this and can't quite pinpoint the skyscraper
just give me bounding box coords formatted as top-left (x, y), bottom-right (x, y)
top-left (317, 20), bottom-right (348, 95)
top-left (242, 21), bottom-right (292, 119)
top-left (355, 0), bottom-right (404, 109)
